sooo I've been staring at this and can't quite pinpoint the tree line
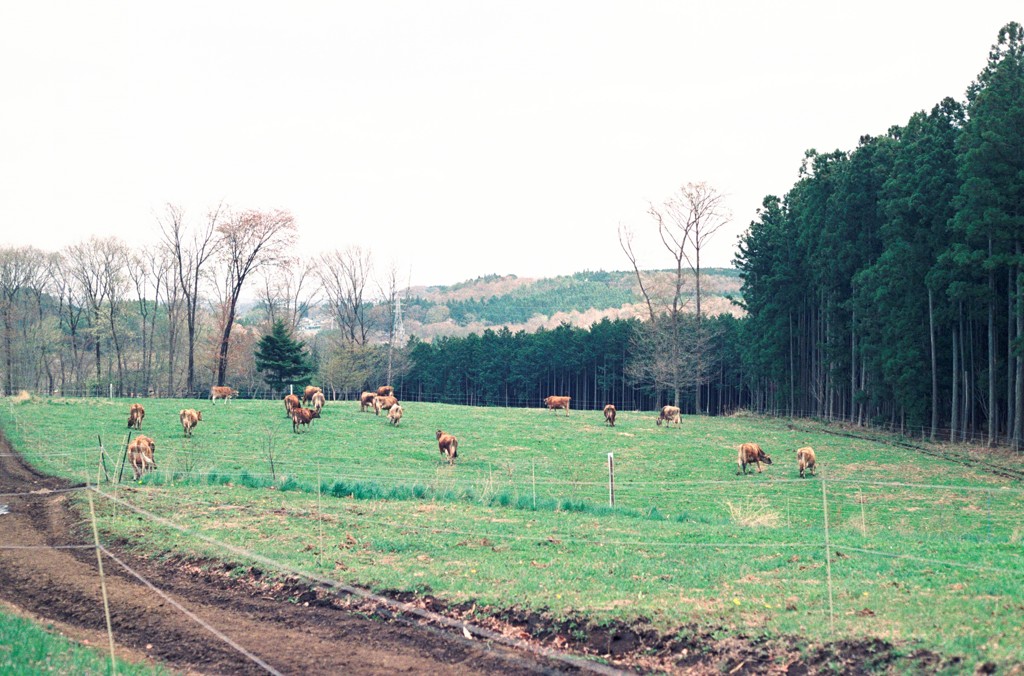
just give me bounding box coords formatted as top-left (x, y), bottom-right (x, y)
top-left (734, 22), bottom-right (1024, 446)
top-left (3, 23), bottom-right (1020, 449)
top-left (0, 205), bottom-right (404, 400)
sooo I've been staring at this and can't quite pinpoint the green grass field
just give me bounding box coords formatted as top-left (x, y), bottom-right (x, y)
top-left (2, 395), bottom-right (1022, 670)
top-left (0, 605), bottom-right (167, 675)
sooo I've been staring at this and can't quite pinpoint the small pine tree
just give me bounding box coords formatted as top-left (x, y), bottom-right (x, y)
top-left (254, 320), bottom-right (314, 393)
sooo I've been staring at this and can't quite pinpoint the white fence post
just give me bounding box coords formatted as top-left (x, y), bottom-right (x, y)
top-left (608, 453), bottom-right (615, 508)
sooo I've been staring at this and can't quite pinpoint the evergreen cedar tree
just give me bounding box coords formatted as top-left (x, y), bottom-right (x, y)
top-left (254, 320), bottom-right (314, 393)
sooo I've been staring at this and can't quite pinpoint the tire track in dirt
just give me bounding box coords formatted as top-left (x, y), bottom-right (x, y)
top-left (0, 437), bottom-right (587, 675)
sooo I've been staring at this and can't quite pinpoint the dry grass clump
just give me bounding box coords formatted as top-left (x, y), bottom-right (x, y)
top-left (725, 499), bottom-right (780, 528)
top-left (10, 390), bottom-right (31, 404)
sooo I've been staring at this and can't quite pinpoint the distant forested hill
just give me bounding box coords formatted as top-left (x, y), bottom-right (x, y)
top-left (401, 268), bottom-right (741, 339)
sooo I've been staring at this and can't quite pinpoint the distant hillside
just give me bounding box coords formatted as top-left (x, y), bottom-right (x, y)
top-left (401, 268), bottom-right (742, 340)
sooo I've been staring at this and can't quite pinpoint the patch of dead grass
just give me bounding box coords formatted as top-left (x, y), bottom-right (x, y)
top-left (725, 498), bottom-right (781, 528)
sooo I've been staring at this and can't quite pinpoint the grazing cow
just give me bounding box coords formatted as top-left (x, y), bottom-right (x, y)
top-left (376, 385), bottom-right (394, 397)
top-left (436, 429), bottom-right (458, 465)
top-left (302, 385), bottom-right (322, 404)
top-left (127, 403), bottom-right (145, 430)
top-left (291, 406), bottom-right (320, 433)
top-left (311, 391), bottom-right (326, 414)
top-left (359, 391), bottom-right (377, 412)
top-left (796, 446), bottom-right (817, 478)
top-left (179, 409), bottom-right (202, 437)
top-left (387, 403), bottom-right (403, 426)
top-left (603, 404), bottom-right (616, 427)
top-left (657, 405), bottom-right (681, 427)
top-left (128, 435), bottom-right (157, 480)
top-left (284, 394), bottom-right (301, 417)
top-left (210, 386), bottom-right (237, 404)
top-left (373, 395), bottom-right (398, 416)
top-left (737, 443), bottom-right (773, 475)
top-left (543, 395), bottom-right (571, 416)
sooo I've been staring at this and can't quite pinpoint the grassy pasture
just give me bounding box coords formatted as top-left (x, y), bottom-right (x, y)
top-left (0, 604), bottom-right (166, 675)
top-left (2, 395), bottom-right (1023, 669)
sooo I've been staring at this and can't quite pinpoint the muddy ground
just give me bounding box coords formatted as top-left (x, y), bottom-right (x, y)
top-left (0, 438), bottom-right (988, 674)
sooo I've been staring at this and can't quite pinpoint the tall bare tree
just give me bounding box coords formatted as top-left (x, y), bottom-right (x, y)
top-left (320, 246), bottom-right (374, 346)
top-left (214, 208), bottom-right (297, 387)
top-left (66, 237), bottom-right (129, 391)
top-left (0, 246), bottom-right (46, 394)
top-left (619, 220), bottom-right (690, 407)
top-left (257, 257), bottom-right (321, 333)
top-left (51, 253), bottom-right (87, 390)
top-left (160, 203), bottom-right (220, 395)
top-left (647, 182), bottom-right (731, 413)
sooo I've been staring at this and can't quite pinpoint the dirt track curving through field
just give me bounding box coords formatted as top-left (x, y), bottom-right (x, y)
top-left (0, 437), bottom-right (594, 675)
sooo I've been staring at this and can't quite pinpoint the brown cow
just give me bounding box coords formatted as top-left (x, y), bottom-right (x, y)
top-left (376, 385), bottom-right (394, 397)
top-left (311, 391), bottom-right (326, 413)
top-left (603, 404), bottom-right (616, 427)
top-left (543, 395), bottom-right (571, 416)
top-left (657, 405), bottom-right (681, 427)
top-left (127, 403), bottom-right (145, 430)
top-left (210, 386), bottom-right (237, 404)
top-left (291, 407), bottom-right (320, 433)
top-left (737, 443), bottom-right (773, 475)
top-left (302, 385), bottom-right (322, 404)
top-left (359, 391), bottom-right (377, 412)
top-left (179, 409), bottom-right (202, 437)
top-left (436, 429), bottom-right (458, 465)
top-left (797, 446), bottom-right (817, 478)
top-left (284, 394), bottom-right (301, 417)
top-left (128, 435), bottom-right (157, 480)
top-left (373, 395), bottom-right (398, 416)
top-left (387, 403), bottom-right (403, 426)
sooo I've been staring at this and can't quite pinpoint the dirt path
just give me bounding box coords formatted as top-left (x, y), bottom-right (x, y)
top-left (0, 439), bottom-right (591, 675)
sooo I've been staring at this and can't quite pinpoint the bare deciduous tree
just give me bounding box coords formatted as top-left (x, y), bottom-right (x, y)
top-left (620, 182), bottom-right (730, 412)
top-left (214, 208), bottom-right (297, 387)
top-left (66, 237), bottom-right (130, 392)
top-left (0, 246), bottom-right (46, 394)
top-left (160, 203), bottom-right (220, 395)
top-left (257, 257), bottom-right (321, 333)
top-left (320, 246), bottom-right (374, 346)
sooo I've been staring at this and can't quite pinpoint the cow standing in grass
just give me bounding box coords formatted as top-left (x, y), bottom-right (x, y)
top-left (302, 386), bottom-right (322, 404)
top-left (311, 391), bottom-right (326, 414)
top-left (657, 405), bottom-right (681, 427)
top-left (797, 447), bottom-right (817, 477)
top-left (291, 407), bottom-right (320, 433)
top-left (737, 443), bottom-right (773, 475)
top-left (210, 386), bottom-right (237, 404)
top-left (127, 403), bottom-right (145, 430)
top-left (373, 395), bottom-right (398, 416)
top-left (377, 385), bottom-right (394, 397)
top-left (128, 435), bottom-right (157, 480)
top-left (179, 409), bottom-right (202, 437)
top-left (387, 403), bottom-right (403, 426)
top-left (603, 404), bottom-right (616, 427)
top-left (543, 395), bottom-right (571, 416)
top-left (284, 394), bottom-right (301, 417)
top-left (359, 391), bottom-right (376, 412)
top-left (436, 430), bottom-right (458, 465)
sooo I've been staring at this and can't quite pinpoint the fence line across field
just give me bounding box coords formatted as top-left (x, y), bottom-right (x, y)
top-left (96, 543), bottom-right (284, 675)
top-left (88, 486), bottom-right (631, 676)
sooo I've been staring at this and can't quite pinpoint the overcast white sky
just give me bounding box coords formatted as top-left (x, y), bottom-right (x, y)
top-left (1, 2), bottom-right (1020, 287)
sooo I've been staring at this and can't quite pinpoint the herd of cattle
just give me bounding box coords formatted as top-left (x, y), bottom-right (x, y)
top-left (120, 388), bottom-right (817, 482)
